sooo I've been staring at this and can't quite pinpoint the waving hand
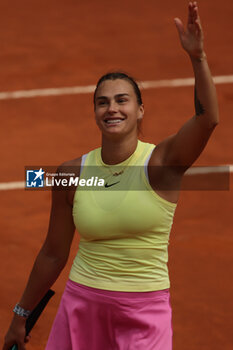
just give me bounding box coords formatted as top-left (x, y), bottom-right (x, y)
top-left (174, 1), bottom-right (204, 60)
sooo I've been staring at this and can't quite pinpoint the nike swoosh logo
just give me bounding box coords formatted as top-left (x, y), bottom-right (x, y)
top-left (104, 181), bottom-right (120, 188)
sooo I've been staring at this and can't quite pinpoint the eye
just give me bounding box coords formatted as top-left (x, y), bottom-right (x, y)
top-left (117, 98), bottom-right (127, 104)
top-left (97, 100), bottom-right (108, 106)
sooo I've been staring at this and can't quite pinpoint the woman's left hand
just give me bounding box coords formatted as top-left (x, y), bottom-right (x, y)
top-left (174, 1), bottom-right (205, 60)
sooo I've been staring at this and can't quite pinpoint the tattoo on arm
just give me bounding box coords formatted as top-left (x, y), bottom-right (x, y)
top-left (194, 87), bottom-right (205, 116)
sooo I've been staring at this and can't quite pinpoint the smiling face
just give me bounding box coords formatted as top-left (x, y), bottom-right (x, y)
top-left (94, 79), bottom-right (144, 139)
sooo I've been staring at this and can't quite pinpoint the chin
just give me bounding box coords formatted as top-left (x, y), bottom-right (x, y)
top-left (98, 123), bottom-right (124, 135)
top-left (102, 130), bottom-right (125, 140)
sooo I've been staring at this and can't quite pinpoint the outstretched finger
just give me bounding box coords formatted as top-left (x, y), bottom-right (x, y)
top-left (194, 5), bottom-right (203, 36)
top-left (188, 2), bottom-right (194, 26)
top-left (195, 19), bottom-right (203, 38)
top-left (188, 1), bottom-right (197, 26)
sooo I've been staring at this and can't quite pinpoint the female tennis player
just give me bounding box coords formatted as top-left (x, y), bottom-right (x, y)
top-left (3, 2), bottom-right (218, 350)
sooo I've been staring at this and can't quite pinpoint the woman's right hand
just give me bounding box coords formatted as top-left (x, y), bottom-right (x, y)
top-left (2, 315), bottom-right (29, 350)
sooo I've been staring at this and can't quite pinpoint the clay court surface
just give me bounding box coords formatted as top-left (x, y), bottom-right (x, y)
top-left (1, 0), bottom-right (233, 349)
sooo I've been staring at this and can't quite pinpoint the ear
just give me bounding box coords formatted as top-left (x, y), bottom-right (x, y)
top-left (137, 104), bottom-right (144, 121)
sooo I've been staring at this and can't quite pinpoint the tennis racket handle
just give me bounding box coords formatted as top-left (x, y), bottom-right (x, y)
top-left (10, 345), bottom-right (18, 350)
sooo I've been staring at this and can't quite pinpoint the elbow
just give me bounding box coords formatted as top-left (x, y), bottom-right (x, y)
top-left (52, 255), bottom-right (68, 270)
top-left (212, 108), bottom-right (219, 127)
top-left (211, 106), bottom-right (220, 127)
top-left (210, 117), bottom-right (219, 129)
top-left (201, 111), bottom-right (219, 129)
top-left (208, 120), bottom-right (219, 131)
top-left (212, 113), bottom-right (219, 128)
top-left (39, 245), bottom-right (69, 270)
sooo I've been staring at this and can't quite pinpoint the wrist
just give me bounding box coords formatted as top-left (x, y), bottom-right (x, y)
top-left (189, 51), bottom-right (207, 62)
top-left (12, 313), bottom-right (27, 326)
top-left (13, 303), bottom-right (31, 318)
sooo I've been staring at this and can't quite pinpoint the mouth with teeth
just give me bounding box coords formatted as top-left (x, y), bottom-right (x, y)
top-left (104, 118), bottom-right (126, 125)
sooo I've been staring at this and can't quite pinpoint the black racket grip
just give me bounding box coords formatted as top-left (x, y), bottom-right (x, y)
top-left (10, 289), bottom-right (55, 350)
top-left (25, 289), bottom-right (55, 335)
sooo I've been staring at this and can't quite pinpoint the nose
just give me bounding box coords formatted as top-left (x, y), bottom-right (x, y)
top-left (107, 100), bottom-right (118, 114)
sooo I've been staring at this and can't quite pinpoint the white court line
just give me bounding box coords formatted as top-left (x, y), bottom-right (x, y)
top-left (0, 75), bottom-right (233, 100)
top-left (0, 166), bottom-right (232, 191)
top-left (0, 181), bottom-right (25, 190)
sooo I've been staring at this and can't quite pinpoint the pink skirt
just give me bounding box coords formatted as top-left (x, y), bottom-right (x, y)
top-left (45, 279), bottom-right (173, 350)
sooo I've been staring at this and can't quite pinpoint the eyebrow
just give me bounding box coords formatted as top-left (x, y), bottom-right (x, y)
top-left (96, 93), bottom-right (130, 100)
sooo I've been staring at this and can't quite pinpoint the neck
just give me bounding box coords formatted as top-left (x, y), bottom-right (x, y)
top-left (101, 134), bottom-right (138, 165)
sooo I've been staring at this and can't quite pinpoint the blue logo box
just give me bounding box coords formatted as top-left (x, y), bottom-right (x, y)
top-left (26, 168), bottom-right (45, 188)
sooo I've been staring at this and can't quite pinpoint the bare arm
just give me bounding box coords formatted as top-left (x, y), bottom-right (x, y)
top-left (3, 162), bottom-right (78, 350)
top-left (18, 177), bottom-right (76, 310)
top-left (153, 2), bottom-right (219, 170)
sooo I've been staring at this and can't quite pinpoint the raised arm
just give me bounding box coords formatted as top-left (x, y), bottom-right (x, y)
top-left (153, 1), bottom-right (219, 170)
top-left (2, 163), bottom-right (78, 350)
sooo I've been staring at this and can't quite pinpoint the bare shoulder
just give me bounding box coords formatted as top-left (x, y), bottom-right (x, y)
top-left (58, 156), bottom-right (82, 171)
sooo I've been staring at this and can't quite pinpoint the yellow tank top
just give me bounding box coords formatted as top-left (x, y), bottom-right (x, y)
top-left (69, 140), bottom-right (177, 291)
